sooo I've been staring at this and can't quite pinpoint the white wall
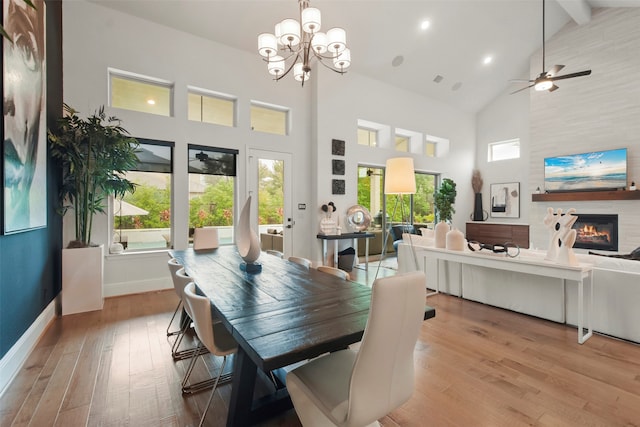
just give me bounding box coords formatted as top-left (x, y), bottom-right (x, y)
top-left (312, 71), bottom-right (476, 263)
top-left (478, 7), bottom-right (640, 254)
top-left (63, 1), bottom-right (313, 294)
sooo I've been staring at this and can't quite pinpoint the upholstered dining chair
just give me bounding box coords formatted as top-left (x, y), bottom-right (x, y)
top-left (182, 282), bottom-right (238, 427)
top-left (288, 256), bottom-right (312, 269)
top-left (193, 227), bottom-right (219, 250)
top-left (286, 271), bottom-right (426, 427)
top-left (317, 265), bottom-right (350, 281)
top-left (166, 258), bottom-right (185, 337)
top-left (170, 268), bottom-right (204, 361)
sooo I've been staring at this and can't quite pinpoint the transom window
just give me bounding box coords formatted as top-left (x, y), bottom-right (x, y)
top-left (109, 68), bottom-right (173, 117)
top-left (250, 102), bottom-right (288, 135)
top-left (488, 139), bottom-right (520, 162)
top-left (188, 87), bottom-right (235, 127)
top-left (357, 128), bottom-right (378, 147)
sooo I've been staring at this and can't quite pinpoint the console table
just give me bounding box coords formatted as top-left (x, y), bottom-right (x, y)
top-left (413, 246), bottom-right (594, 344)
top-left (317, 232), bottom-right (375, 270)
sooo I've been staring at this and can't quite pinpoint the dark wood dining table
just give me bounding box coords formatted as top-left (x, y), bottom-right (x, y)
top-left (170, 246), bottom-right (435, 426)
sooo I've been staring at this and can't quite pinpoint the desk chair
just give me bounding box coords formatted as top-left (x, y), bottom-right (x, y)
top-left (166, 258), bottom-right (184, 337)
top-left (317, 265), bottom-right (350, 281)
top-left (193, 227), bottom-right (219, 250)
top-left (286, 271), bottom-right (426, 427)
top-left (183, 282), bottom-right (238, 427)
top-left (289, 256), bottom-right (312, 269)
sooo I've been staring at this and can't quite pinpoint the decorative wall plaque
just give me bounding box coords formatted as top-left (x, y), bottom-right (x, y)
top-left (332, 159), bottom-right (345, 175)
top-left (332, 179), bottom-right (345, 195)
top-left (331, 139), bottom-right (345, 156)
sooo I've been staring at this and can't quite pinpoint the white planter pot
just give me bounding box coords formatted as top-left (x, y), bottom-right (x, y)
top-left (62, 245), bottom-right (104, 315)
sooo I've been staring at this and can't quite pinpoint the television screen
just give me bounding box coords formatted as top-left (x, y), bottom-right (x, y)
top-left (544, 148), bottom-right (627, 192)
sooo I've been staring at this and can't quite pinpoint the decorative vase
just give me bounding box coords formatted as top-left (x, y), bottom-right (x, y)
top-left (236, 196), bottom-right (261, 272)
top-left (472, 193), bottom-right (485, 221)
top-left (446, 228), bottom-right (465, 251)
top-left (435, 221), bottom-right (450, 248)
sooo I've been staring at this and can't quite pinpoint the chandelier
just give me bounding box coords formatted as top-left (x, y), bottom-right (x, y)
top-left (257, 0), bottom-right (351, 86)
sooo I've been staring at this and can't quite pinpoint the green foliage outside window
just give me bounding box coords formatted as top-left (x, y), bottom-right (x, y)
top-left (189, 176), bottom-right (234, 227)
top-left (258, 160), bottom-right (284, 225)
top-left (115, 178), bottom-right (171, 229)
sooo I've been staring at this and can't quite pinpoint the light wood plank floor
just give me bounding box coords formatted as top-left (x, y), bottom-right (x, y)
top-left (2, 289), bottom-right (639, 427)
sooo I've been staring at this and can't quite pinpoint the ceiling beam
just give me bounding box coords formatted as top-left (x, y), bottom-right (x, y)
top-left (557, 0), bottom-right (592, 25)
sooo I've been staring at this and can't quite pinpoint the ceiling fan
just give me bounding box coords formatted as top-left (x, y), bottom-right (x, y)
top-left (511, 0), bottom-right (591, 94)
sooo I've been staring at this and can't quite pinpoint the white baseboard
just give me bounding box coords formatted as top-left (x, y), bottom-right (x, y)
top-left (0, 297), bottom-right (58, 397)
top-left (104, 277), bottom-right (172, 297)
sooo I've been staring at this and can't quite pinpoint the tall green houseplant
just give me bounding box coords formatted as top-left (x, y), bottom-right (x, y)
top-left (434, 178), bottom-right (457, 222)
top-left (49, 104), bottom-right (139, 247)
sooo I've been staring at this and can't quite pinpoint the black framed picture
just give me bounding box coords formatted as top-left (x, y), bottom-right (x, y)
top-left (332, 159), bottom-right (345, 175)
top-left (331, 139), bottom-right (345, 156)
top-left (2, 0), bottom-right (47, 234)
top-left (332, 179), bottom-right (345, 195)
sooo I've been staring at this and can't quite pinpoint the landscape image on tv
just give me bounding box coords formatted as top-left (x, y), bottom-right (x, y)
top-left (544, 148), bottom-right (627, 192)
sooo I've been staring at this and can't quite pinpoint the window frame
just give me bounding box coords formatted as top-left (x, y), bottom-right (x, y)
top-left (187, 86), bottom-right (237, 127)
top-left (488, 138), bottom-right (520, 162)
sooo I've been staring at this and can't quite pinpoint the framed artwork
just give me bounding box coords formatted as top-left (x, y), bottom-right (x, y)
top-left (2, 0), bottom-right (47, 234)
top-left (332, 179), bottom-right (345, 195)
top-left (490, 182), bottom-right (520, 218)
top-left (331, 139), bottom-right (345, 156)
top-left (332, 159), bottom-right (345, 175)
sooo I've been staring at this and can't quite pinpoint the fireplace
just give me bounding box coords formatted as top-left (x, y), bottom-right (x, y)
top-left (572, 214), bottom-right (618, 252)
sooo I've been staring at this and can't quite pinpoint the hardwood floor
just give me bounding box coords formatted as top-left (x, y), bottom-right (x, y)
top-left (1, 288), bottom-right (639, 426)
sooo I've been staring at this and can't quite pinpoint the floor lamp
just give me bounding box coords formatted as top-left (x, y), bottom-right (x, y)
top-left (375, 157), bottom-right (418, 279)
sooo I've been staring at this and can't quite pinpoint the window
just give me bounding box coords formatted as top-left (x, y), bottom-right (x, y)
top-left (109, 68), bottom-right (173, 117)
top-left (188, 145), bottom-right (238, 246)
top-left (425, 141), bottom-right (436, 157)
top-left (188, 87), bottom-right (235, 127)
top-left (394, 136), bottom-right (409, 152)
top-left (357, 128), bottom-right (377, 147)
top-left (250, 102), bottom-right (288, 135)
top-left (426, 135), bottom-right (450, 158)
top-left (488, 138), bottom-right (520, 162)
top-left (357, 166), bottom-right (436, 231)
top-left (114, 140), bottom-right (173, 251)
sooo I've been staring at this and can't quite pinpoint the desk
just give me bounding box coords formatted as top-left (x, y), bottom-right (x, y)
top-left (410, 245), bottom-right (593, 344)
top-left (171, 247), bottom-right (435, 426)
top-left (317, 232), bottom-right (375, 270)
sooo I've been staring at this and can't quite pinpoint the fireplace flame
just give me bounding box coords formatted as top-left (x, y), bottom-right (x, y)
top-left (577, 224), bottom-right (610, 243)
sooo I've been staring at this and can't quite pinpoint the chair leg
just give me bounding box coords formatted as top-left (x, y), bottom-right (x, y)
top-left (198, 356), bottom-right (227, 427)
top-left (172, 314), bottom-right (208, 361)
top-left (182, 349), bottom-right (233, 395)
top-left (166, 299), bottom-right (183, 337)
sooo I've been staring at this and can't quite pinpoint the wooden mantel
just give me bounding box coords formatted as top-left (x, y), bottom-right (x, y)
top-left (532, 190), bottom-right (640, 202)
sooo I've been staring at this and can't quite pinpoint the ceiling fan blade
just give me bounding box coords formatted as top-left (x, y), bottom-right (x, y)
top-left (509, 79), bottom-right (535, 83)
top-left (548, 84), bottom-right (559, 92)
top-left (510, 84), bottom-right (535, 95)
top-left (549, 69), bottom-right (592, 81)
top-left (546, 64), bottom-right (565, 76)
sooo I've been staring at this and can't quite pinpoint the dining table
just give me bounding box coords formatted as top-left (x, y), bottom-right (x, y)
top-left (170, 246), bottom-right (435, 426)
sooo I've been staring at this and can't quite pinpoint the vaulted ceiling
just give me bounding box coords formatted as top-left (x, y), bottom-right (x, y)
top-left (90, 0), bottom-right (640, 113)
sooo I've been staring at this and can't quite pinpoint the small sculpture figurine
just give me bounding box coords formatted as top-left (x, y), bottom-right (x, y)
top-left (543, 207), bottom-right (579, 266)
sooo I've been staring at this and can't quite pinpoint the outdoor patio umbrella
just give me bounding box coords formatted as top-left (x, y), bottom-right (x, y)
top-left (115, 199), bottom-right (149, 216)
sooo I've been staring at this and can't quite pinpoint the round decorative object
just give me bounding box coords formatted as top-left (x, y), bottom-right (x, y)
top-left (346, 205), bottom-right (371, 232)
top-left (446, 228), bottom-right (465, 251)
top-left (435, 221), bottom-right (450, 248)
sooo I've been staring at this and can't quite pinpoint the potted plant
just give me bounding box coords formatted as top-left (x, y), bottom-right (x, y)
top-left (49, 103), bottom-right (139, 314)
top-left (433, 178), bottom-right (457, 248)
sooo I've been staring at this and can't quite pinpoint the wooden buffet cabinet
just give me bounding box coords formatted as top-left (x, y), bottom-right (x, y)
top-left (465, 222), bottom-right (530, 249)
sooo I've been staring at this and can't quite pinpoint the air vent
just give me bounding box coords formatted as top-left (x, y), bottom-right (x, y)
top-left (433, 75), bottom-right (443, 83)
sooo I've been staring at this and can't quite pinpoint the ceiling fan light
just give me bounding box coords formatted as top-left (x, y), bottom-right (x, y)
top-left (280, 18), bottom-right (301, 46)
top-left (311, 31), bottom-right (328, 53)
top-left (535, 79), bottom-right (553, 91)
top-left (258, 33), bottom-right (277, 57)
top-left (326, 27), bottom-right (346, 53)
top-left (301, 7), bottom-right (321, 34)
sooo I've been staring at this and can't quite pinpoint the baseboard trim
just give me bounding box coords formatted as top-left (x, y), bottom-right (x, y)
top-left (104, 277), bottom-right (172, 297)
top-left (0, 297), bottom-right (57, 397)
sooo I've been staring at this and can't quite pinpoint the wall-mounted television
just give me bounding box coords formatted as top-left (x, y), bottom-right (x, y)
top-left (544, 148), bottom-right (627, 192)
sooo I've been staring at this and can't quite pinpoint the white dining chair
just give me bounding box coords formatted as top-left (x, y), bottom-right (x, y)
top-left (289, 256), bottom-right (312, 269)
top-left (286, 271), bottom-right (426, 427)
top-left (317, 265), bottom-right (350, 281)
top-left (193, 227), bottom-right (219, 250)
top-left (166, 258), bottom-right (184, 337)
top-left (182, 282), bottom-right (238, 427)
top-left (170, 268), bottom-right (205, 361)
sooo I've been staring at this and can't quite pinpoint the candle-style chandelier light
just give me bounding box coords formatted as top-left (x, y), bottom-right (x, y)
top-left (257, 0), bottom-right (351, 86)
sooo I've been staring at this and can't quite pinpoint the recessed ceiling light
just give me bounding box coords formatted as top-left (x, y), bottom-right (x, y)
top-left (147, 99), bottom-right (156, 105)
top-left (420, 20), bottom-right (430, 30)
top-left (483, 56), bottom-right (493, 65)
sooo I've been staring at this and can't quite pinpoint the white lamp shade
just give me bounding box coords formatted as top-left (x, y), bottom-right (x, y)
top-left (326, 27), bottom-right (346, 53)
top-left (311, 32), bottom-right (327, 53)
top-left (384, 157), bottom-right (416, 194)
top-left (275, 22), bottom-right (282, 45)
top-left (258, 33), bottom-right (277, 57)
top-left (268, 56), bottom-right (285, 76)
top-left (280, 18), bottom-right (301, 46)
top-left (301, 7), bottom-right (321, 33)
top-left (293, 62), bottom-right (310, 82)
top-left (333, 48), bottom-right (351, 69)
